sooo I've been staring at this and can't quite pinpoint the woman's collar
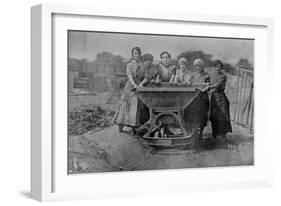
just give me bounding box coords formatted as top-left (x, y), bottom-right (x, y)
top-left (159, 62), bottom-right (170, 68)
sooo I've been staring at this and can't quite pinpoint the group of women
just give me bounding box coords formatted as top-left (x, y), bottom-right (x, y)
top-left (112, 46), bottom-right (232, 142)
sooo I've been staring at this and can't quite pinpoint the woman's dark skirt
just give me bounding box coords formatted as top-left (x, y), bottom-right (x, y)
top-left (210, 91), bottom-right (232, 136)
top-left (183, 91), bottom-right (209, 134)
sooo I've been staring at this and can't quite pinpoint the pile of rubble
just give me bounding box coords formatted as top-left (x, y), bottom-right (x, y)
top-left (69, 104), bottom-right (114, 135)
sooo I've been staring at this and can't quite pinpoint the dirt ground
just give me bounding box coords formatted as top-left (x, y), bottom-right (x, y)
top-left (68, 122), bottom-right (253, 174)
top-left (68, 75), bottom-right (254, 174)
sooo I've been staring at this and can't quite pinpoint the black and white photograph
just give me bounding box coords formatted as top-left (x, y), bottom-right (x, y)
top-left (67, 30), bottom-right (254, 174)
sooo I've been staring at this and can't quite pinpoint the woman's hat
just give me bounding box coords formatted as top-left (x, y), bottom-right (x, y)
top-left (142, 53), bottom-right (154, 62)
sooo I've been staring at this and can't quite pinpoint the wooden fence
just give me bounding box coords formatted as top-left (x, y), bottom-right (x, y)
top-left (232, 67), bottom-right (254, 133)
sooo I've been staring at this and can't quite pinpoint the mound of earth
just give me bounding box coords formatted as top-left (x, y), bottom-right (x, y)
top-left (68, 126), bottom-right (153, 173)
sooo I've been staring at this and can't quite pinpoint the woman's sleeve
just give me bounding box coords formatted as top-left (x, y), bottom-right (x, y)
top-left (157, 66), bottom-right (163, 82)
top-left (205, 74), bottom-right (211, 84)
top-left (171, 66), bottom-right (177, 75)
top-left (144, 69), bottom-right (151, 80)
top-left (150, 67), bottom-right (159, 80)
top-left (169, 74), bottom-right (175, 83)
top-left (213, 75), bottom-right (226, 90)
top-left (174, 70), bottom-right (179, 83)
top-left (186, 73), bottom-right (194, 85)
top-left (126, 62), bottom-right (137, 87)
top-left (126, 63), bottom-right (132, 76)
top-left (154, 67), bottom-right (160, 79)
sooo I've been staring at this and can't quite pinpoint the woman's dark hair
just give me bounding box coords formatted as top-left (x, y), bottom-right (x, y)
top-left (160, 51), bottom-right (171, 59)
top-left (213, 60), bottom-right (224, 69)
top-left (131, 47), bottom-right (142, 57)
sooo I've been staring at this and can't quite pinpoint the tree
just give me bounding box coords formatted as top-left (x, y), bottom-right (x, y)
top-left (237, 58), bottom-right (252, 70)
top-left (95, 52), bottom-right (125, 65)
top-left (223, 63), bottom-right (238, 75)
top-left (68, 58), bottom-right (80, 71)
top-left (178, 50), bottom-right (213, 67)
top-left (178, 50), bottom-right (238, 75)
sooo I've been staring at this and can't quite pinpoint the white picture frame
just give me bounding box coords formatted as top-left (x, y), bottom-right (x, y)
top-left (31, 3), bottom-right (274, 202)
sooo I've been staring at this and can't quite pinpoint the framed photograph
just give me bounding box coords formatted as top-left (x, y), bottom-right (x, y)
top-left (31, 3), bottom-right (274, 201)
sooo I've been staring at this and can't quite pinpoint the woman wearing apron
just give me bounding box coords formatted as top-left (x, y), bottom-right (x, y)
top-left (112, 47), bottom-right (148, 134)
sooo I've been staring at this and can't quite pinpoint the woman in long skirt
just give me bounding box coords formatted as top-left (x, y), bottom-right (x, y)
top-left (208, 60), bottom-right (232, 140)
top-left (112, 47), bottom-right (148, 134)
top-left (183, 59), bottom-right (210, 143)
top-left (192, 58), bottom-right (210, 140)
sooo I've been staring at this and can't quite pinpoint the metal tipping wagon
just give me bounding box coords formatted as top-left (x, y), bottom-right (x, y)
top-left (134, 82), bottom-right (208, 149)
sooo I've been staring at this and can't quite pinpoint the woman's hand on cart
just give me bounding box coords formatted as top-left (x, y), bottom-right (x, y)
top-left (155, 78), bottom-right (160, 85)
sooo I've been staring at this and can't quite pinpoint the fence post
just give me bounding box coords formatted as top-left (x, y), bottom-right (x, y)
top-left (241, 71), bottom-right (248, 125)
top-left (246, 81), bottom-right (253, 125)
top-left (249, 81), bottom-right (254, 133)
top-left (233, 68), bottom-right (240, 121)
top-left (238, 71), bottom-right (245, 125)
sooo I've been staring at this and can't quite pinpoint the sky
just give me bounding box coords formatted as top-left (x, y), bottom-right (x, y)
top-left (68, 31), bottom-right (254, 65)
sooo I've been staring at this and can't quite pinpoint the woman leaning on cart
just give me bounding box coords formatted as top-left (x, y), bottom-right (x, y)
top-left (173, 57), bottom-right (194, 84)
top-left (208, 60), bottom-right (232, 140)
top-left (112, 47), bottom-right (149, 134)
top-left (156, 51), bottom-right (177, 83)
top-left (192, 58), bottom-right (211, 141)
